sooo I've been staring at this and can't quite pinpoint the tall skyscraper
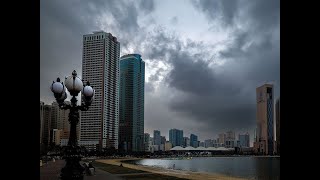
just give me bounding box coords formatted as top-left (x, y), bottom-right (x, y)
top-left (119, 54), bottom-right (145, 152)
top-left (40, 101), bottom-right (44, 144)
top-left (153, 130), bottom-right (161, 146)
top-left (161, 136), bottom-right (166, 145)
top-left (204, 139), bottom-right (214, 148)
top-left (149, 137), bottom-right (154, 147)
top-left (144, 133), bottom-right (150, 152)
top-left (165, 141), bottom-right (172, 151)
top-left (51, 102), bottom-right (59, 130)
top-left (169, 129), bottom-right (183, 147)
top-left (80, 31), bottom-right (120, 150)
top-left (254, 84), bottom-right (274, 155)
top-left (218, 133), bottom-right (226, 144)
top-left (57, 101), bottom-right (70, 131)
top-left (226, 131), bottom-right (235, 140)
top-left (239, 133), bottom-right (250, 147)
top-left (276, 97), bottom-right (280, 155)
top-left (183, 137), bottom-right (190, 147)
top-left (42, 105), bottom-right (52, 146)
top-left (199, 142), bottom-right (205, 147)
top-left (190, 134), bottom-right (198, 148)
top-left (50, 102), bottom-right (62, 145)
top-left (52, 129), bottom-right (62, 145)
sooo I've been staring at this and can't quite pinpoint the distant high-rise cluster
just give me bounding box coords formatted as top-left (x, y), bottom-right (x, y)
top-left (143, 128), bottom-right (251, 152)
top-left (40, 101), bottom-right (74, 153)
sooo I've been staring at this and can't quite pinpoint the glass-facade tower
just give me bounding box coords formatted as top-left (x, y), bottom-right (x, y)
top-left (169, 129), bottom-right (183, 147)
top-left (119, 54), bottom-right (145, 152)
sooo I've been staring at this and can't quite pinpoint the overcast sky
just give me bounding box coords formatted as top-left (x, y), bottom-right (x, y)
top-left (40, 0), bottom-right (280, 143)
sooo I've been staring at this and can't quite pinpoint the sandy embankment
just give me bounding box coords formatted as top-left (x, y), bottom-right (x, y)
top-left (96, 158), bottom-right (249, 180)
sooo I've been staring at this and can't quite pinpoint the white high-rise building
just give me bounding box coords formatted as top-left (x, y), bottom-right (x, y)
top-left (80, 31), bottom-right (120, 150)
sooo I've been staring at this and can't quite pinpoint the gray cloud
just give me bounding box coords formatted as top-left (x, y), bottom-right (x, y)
top-left (191, 0), bottom-right (280, 31)
top-left (149, 68), bottom-right (165, 82)
top-left (139, 0), bottom-right (279, 137)
top-left (145, 82), bottom-right (155, 93)
top-left (191, 0), bottom-right (239, 27)
top-left (131, 25), bottom-right (278, 137)
top-left (139, 0), bottom-right (155, 14)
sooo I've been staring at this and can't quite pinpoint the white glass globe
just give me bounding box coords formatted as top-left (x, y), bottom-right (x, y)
top-left (83, 86), bottom-right (94, 97)
top-left (51, 82), bottom-right (64, 94)
top-left (65, 76), bottom-right (83, 93)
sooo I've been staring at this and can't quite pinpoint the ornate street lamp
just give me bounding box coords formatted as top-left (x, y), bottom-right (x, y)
top-left (51, 70), bottom-right (94, 180)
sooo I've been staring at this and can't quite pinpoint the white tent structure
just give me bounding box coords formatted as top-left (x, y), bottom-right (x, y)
top-left (170, 146), bottom-right (234, 151)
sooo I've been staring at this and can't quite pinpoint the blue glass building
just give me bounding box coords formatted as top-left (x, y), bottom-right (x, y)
top-left (119, 54), bottom-right (145, 152)
top-left (169, 129), bottom-right (183, 147)
top-left (239, 133), bottom-right (250, 147)
top-left (190, 134), bottom-right (198, 148)
top-left (153, 130), bottom-right (161, 146)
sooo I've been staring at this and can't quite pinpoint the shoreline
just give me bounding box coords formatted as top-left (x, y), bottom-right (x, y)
top-left (96, 158), bottom-right (251, 180)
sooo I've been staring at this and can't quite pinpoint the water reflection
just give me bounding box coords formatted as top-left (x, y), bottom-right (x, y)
top-left (128, 156), bottom-right (280, 179)
top-left (255, 157), bottom-right (280, 180)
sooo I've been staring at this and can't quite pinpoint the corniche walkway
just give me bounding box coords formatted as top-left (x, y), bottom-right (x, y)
top-left (40, 160), bottom-right (124, 180)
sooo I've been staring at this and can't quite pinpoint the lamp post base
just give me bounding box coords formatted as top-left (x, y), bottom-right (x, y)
top-left (60, 146), bottom-right (84, 180)
top-left (60, 157), bottom-right (84, 180)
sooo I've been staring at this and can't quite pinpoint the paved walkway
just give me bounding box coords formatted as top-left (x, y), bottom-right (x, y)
top-left (114, 172), bottom-right (154, 177)
top-left (40, 160), bottom-right (64, 180)
top-left (84, 168), bottom-right (123, 180)
top-left (40, 160), bottom-right (123, 180)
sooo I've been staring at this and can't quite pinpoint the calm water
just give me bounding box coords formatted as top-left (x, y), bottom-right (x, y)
top-left (126, 156), bottom-right (280, 180)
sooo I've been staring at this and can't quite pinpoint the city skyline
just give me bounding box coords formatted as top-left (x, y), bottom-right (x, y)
top-left (40, 105), bottom-right (253, 146)
top-left (41, 0), bottom-right (280, 142)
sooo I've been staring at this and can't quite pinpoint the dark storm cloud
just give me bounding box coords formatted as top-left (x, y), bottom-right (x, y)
top-left (165, 32), bottom-right (279, 131)
top-left (140, 0), bottom-right (279, 135)
top-left (246, 0), bottom-right (280, 31)
top-left (133, 28), bottom-right (260, 133)
top-left (191, 0), bottom-right (239, 27)
top-left (191, 0), bottom-right (279, 31)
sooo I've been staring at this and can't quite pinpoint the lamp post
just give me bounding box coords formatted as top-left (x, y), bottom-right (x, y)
top-left (51, 70), bottom-right (95, 180)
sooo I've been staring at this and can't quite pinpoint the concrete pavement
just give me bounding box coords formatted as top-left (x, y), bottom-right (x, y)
top-left (40, 160), bottom-right (124, 180)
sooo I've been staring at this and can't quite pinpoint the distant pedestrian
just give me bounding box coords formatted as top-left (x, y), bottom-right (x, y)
top-left (88, 162), bottom-right (95, 172)
top-left (173, 164), bottom-right (175, 169)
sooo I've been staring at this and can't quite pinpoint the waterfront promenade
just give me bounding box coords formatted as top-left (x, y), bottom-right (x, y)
top-left (40, 160), bottom-right (123, 180)
top-left (40, 159), bottom-right (187, 179)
